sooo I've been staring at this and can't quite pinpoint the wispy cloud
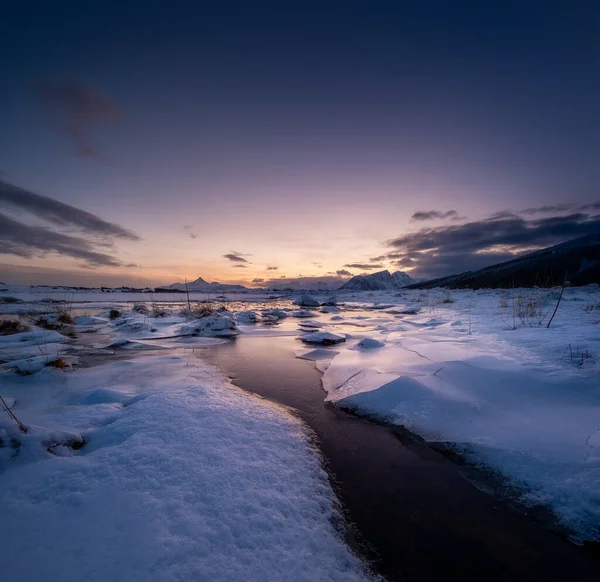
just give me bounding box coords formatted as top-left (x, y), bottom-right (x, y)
top-left (223, 251), bottom-right (249, 263)
top-left (343, 263), bottom-right (384, 270)
top-left (183, 225), bottom-right (197, 239)
top-left (0, 213), bottom-right (123, 267)
top-left (252, 278), bottom-right (264, 283)
top-left (520, 204), bottom-right (573, 215)
top-left (336, 269), bottom-right (353, 276)
top-left (0, 181), bottom-right (139, 240)
top-left (32, 78), bottom-right (121, 160)
top-left (266, 265), bottom-right (278, 270)
top-left (0, 180), bottom-right (140, 268)
top-left (411, 210), bottom-right (459, 222)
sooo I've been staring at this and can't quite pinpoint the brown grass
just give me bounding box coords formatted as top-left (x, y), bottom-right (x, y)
top-left (56, 310), bottom-right (74, 324)
top-left (45, 357), bottom-right (69, 369)
top-left (0, 320), bottom-right (27, 335)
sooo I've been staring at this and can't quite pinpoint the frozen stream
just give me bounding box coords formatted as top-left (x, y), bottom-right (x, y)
top-left (199, 334), bottom-right (599, 582)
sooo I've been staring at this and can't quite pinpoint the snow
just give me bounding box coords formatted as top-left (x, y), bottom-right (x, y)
top-left (293, 294), bottom-right (321, 307)
top-left (0, 354), bottom-right (369, 581)
top-left (178, 314), bottom-right (239, 337)
top-left (290, 309), bottom-right (316, 318)
top-left (340, 270), bottom-right (414, 291)
top-left (235, 310), bottom-right (259, 323)
top-left (356, 338), bottom-right (385, 349)
top-left (2, 282), bottom-right (600, 545)
top-left (318, 286), bottom-right (600, 543)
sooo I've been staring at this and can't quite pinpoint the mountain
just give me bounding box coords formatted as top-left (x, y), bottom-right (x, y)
top-left (408, 233), bottom-right (600, 290)
top-left (338, 270), bottom-right (415, 291)
top-left (266, 276), bottom-right (346, 291)
top-left (392, 271), bottom-right (414, 287)
top-left (160, 276), bottom-right (248, 293)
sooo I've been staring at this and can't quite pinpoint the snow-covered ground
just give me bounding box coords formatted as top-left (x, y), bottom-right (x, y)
top-left (1, 282), bottom-right (600, 550)
top-left (0, 312), bottom-right (371, 579)
top-left (324, 286), bottom-right (600, 544)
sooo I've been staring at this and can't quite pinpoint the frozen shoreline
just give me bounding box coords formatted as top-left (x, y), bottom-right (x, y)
top-left (2, 283), bottom-right (600, 545)
top-left (0, 351), bottom-right (371, 581)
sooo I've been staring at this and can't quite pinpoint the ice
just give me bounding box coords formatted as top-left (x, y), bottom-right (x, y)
top-left (235, 310), bottom-right (259, 323)
top-left (261, 308), bottom-right (288, 320)
top-left (293, 294), bottom-right (320, 307)
top-left (301, 332), bottom-right (347, 345)
top-left (0, 355), bottom-right (369, 581)
top-left (321, 305), bottom-right (341, 313)
top-left (298, 319), bottom-right (326, 328)
top-left (290, 309), bottom-right (316, 318)
top-left (355, 338), bottom-right (385, 349)
top-left (295, 348), bottom-right (341, 361)
top-left (178, 314), bottom-right (239, 337)
top-left (3, 283), bottom-right (600, 544)
top-left (320, 285), bottom-right (600, 542)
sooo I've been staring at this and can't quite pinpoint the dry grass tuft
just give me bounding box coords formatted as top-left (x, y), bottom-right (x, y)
top-left (0, 319), bottom-right (28, 335)
top-left (183, 302), bottom-right (216, 318)
top-left (45, 357), bottom-right (69, 369)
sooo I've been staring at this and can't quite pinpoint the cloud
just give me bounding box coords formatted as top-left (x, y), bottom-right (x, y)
top-left (183, 225), bottom-right (197, 239)
top-left (233, 264), bottom-right (248, 268)
top-left (343, 263), bottom-right (384, 270)
top-left (520, 204), bottom-right (573, 215)
top-left (223, 252), bottom-right (249, 263)
top-left (0, 181), bottom-right (139, 240)
top-left (385, 210), bottom-right (600, 280)
top-left (336, 269), bottom-right (353, 276)
top-left (0, 213), bottom-right (124, 267)
top-left (252, 278), bottom-right (265, 283)
top-left (266, 265), bottom-right (278, 270)
top-left (263, 275), bottom-right (346, 290)
top-left (411, 210), bottom-right (459, 222)
top-left (581, 202), bottom-right (600, 211)
top-left (0, 180), bottom-right (140, 269)
top-left (32, 78), bottom-right (121, 159)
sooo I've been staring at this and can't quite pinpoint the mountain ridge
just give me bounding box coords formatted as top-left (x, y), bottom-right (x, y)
top-left (407, 233), bottom-right (600, 289)
top-left (338, 270), bottom-right (415, 291)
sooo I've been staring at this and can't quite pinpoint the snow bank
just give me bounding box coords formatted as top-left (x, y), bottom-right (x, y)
top-left (179, 313), bottom-right (239, 337)
top-left (293, 294), bottom-right (320, 307)
top-left (235, 310), bottom-right (259, 323)
top-left (321, 286), bottom-right (600, 543)
top-left (0, 355), bottom-right (369, 581)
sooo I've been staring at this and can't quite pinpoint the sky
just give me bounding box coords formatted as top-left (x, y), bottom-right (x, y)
top-left (1, 0), bottom-right (599, 287)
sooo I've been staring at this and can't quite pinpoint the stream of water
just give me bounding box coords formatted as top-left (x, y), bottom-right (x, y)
top-left (200, 334), bottom-right (599, 582)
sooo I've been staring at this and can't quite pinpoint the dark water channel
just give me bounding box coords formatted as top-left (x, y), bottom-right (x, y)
top-left (200, 334), bottom-right (600, 582)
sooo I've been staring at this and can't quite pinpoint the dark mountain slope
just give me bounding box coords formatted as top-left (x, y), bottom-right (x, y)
top-left (408, 233), bottom-right (600, 289)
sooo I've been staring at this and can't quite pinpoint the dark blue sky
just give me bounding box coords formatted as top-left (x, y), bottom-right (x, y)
top-left (1, 1), bottom-right (599, 285)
